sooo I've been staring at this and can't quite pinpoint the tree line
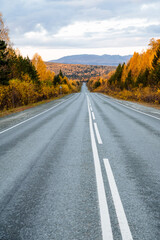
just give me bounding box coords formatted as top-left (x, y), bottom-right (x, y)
top-left (87, 38), bottom-right (160, 104)
top-left (0, 13), bottom-right (80, 111)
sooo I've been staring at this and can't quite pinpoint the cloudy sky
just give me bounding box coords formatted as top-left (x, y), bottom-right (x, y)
top-left (1, 0), bottom-right (160, 60)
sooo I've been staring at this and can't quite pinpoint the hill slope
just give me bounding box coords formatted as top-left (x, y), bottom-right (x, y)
top-left (50, 54), bottom-right (132, 66)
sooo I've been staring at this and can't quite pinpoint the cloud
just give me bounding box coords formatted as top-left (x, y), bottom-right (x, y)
top-left (0, 0), bottom-right (160, 55)
top-left (145, 24), bottom-right (160, 34)
top-left (54, 18), bottom-right (159, 41)
top-left (141, 3), bottom-right (156, 10)
top-left (24, 24), bottom-right (48, 40)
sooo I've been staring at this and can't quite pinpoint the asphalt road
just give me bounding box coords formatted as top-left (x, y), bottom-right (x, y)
top-left (0, 83), bottom-right (160, 240)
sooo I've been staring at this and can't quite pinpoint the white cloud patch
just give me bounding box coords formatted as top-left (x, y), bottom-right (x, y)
top-left (54, 18), bottom-right (159, 40)
top-left (24, 24), bottom-right (49, 42)
top-left (141, 3), bottom-right (156, 10)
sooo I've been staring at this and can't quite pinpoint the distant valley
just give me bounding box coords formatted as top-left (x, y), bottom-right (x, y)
top-left (50, 54), bottom-right (132, 66)
top-left (46, 62), bottom-right (116, 81)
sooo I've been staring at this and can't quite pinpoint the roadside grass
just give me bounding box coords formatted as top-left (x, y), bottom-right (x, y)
top-left (0, 94), bottom-right (68, 118)
top-left (101, 92), bottom-right (160, 110)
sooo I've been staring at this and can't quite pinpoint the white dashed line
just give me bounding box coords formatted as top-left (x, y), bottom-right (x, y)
top-left (87, 96), bottom-right (113, 240)
top-left (92, 111), bottom-right (96, 120)
top-left (94, 122), bottom-right (103, 144)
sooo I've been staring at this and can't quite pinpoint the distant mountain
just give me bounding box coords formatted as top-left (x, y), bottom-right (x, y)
top-left (50, 54), bottom-right (132, 66)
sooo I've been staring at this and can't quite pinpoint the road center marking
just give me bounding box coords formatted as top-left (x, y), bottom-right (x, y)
top-left (103, 158), bottom-right (133, 240)
top-left (94, 122), bottom-right (103, 144)
top-left (92, 111), bottom-right (95, 120)
top-left (87, 96), bottom-right (113, 240)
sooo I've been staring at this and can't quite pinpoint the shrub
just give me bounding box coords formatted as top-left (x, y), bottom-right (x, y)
top-left (9, 79), bottom-right (38, 107)
top-left (61, 84), bottom-right (70, 94)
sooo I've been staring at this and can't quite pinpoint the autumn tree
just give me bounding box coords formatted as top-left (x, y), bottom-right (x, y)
top-left (0, 12), bottom-right (10, 45)
top-left (32, 53), bottom-right (54, 85)
top-left (0, 14), bottom-right (81, 111)
top-left (32, 53), bottom-right (46, 81)
top-left (148, 38), bottom-right (160, 52)
top-left (150, 46), bottom-right (160, 86)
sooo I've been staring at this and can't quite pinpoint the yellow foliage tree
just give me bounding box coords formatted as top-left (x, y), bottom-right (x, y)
top-left (61, 84), bottom-right (70, 94)
top-left (121, 38), bottom-right (160, 86)
top-left (32, 53), bottom-right (54, 84)
top-left (9, 78), bottom-right (38, 107)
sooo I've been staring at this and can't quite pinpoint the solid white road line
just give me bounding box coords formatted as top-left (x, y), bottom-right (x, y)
top-left (87, 96), bottom-right (113, 240)
top-left (92, 111), bottom-right (96, 120)
top-left (0, 94), bottom-right (76, 135)
top-left (153, 111), bottom-right (160, 115)
top-left (94, 122), bottom-right (103, 144)
top-left (95, 93), bottom-right (160, 121)
top-left (103, 158), bottom-right (133, 240)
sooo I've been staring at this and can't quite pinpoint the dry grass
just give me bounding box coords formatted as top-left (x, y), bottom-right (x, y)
top-left (0, 94), bottom-right (67, 118)
top-left (101, 91), bottom-right (160, 110)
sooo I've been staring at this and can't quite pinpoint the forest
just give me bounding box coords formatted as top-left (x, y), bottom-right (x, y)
top-left (87, 38), bottom-right (160, 105)
top-left (0, 13), bottom-right (81, 112)
top-left (46, 62), bottom-right (115, 81)
top-left (1, 10), bottom-right (160, 111)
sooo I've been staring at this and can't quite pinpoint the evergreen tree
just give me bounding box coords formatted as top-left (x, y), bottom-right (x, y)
top-left (116, 64), bottom-right (122, 83)
top-left (53, 70), bottom-right (64, 86)
top-left (53, 74), bottom-right (61, 86)
top-left (9, 54), bottom-right (40, 85)
top-left (59, 69), bottom-right (64, 78)
top-left (0, 40), bottom-right (10, 85)
top-left (21, 56), bottom-right (39, 84)
top-left (125, 70), bottom-right (133, 90)
top-left (94, 79), bottom-right (101, 89)
top-left (136, 68), bottom-right (149, 87)
top-left (108, 63), bottom-right (125, 89)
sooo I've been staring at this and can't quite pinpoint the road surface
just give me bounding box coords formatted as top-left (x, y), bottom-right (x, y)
top-left (0, 83), bottom-right (160, 240)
